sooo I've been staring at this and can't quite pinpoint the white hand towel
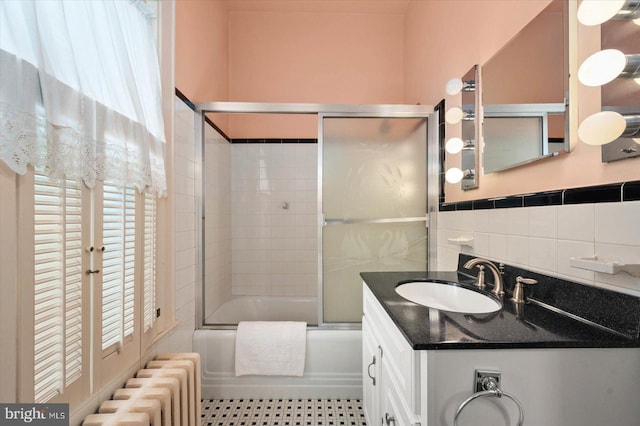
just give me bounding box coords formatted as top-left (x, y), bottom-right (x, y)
top-left (235, 321), bottom-right (307, 376)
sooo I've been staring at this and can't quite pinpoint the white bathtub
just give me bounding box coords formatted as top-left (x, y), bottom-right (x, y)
top-left (206, 296), bottom-right (319, 324)
top-left (195, 296), bottom-right (363, 399)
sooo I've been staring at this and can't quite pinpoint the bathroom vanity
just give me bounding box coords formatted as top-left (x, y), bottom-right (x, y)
top-left (361, 268), bottom-right (640, 426)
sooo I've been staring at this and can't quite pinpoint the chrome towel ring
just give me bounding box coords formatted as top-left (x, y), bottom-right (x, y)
top-left (453, 376), bottom-right (525, 426)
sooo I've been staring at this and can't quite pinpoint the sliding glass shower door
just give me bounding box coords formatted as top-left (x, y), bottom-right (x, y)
top-left (321, 116), bottom-right (428, 323)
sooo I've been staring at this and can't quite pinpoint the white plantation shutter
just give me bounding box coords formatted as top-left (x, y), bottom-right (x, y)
top-left (33, 172), bottom-right (83, 403)
top-left (101, 182), bottom-right (136, 352)
top-left (143, 192), bottom-right (157, 331)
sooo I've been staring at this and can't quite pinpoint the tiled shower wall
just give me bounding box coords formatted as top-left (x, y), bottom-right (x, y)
top-left (231, 143), bottom-right (318, 297)
top-left (437, 200), bottom-right (640, 297)
top-left (171, 97), bottom-right (201, 349)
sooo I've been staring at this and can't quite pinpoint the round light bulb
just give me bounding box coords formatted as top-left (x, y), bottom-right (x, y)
top-left (445, 78), bottom-right (464, 95)
top-left (577, 0), bottom-right (625, 26)
top-left (445, 167), bottom-right (464, 184)
top-left (578, 111), bottom-right (627, 145)
top-left (578, 49), bottom-right (627, 86)
top-left (445, 137), bottom-right (464, 154)
top-left (445, 107), bottom-right (464, 124)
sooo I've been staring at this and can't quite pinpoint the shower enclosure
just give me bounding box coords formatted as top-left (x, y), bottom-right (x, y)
top-left (320, 115), bottom-right (429, 323)
top-left (195, 103), bottom-right (433, 328)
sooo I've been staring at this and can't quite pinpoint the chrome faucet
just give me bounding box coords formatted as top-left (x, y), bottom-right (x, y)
top-left (463, 258), bottom-right (505, 296)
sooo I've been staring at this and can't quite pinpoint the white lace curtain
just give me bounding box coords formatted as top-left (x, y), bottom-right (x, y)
top-left (0, 0), bottom-right (167, 196)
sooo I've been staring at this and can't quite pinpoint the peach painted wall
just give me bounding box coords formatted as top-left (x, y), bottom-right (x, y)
top-left (175, 0), bottom-right (230, 133)
top-left (404, 0), bottom-right (640, 202)
top-left (226, 8), bottom-right (405, 138)
top-left (176, 0), bottom-right (229, 102)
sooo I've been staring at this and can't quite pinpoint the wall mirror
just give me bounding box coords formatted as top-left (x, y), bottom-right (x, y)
top-left (482, 0), bottom-right (571, 174)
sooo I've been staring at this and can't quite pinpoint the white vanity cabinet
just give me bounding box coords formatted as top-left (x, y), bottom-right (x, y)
top-left (362, 282), bottom-right (640, 426)
top-left (363, 285), bottom-right (422, 426)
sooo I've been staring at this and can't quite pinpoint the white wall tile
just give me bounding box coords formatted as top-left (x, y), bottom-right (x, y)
top-left (529, 205), bottom-right (558, 238)
top-left (507, 235), bottom-right (529, 266)
top-left (450, 210), bottom-right (473, 232)
top-left (472, 232), bottom-right (490, 257)
top-left (473, 210), bottom-right (490, 233)
top-left (438, 193), bottom-right (635, 297)
top-left (507, 208), bottom-right (530, 236)
top-left (488, 234), bottom-right (507, 260)
top-left (437, 245), bottom-right (460, 270)
top-left (529, 237), bottom-right (558, 274)
top-left (231, 143), bottom-right (318, 297)
top-left (488, 209), bottom-right (508, 234)
top-left (558, 204), bottom-right (594, 242)
top-left (595, 201), bottom-right (640, 246)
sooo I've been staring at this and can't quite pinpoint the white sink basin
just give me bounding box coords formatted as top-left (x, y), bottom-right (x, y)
top-left (395, 280), bottom-right (502, 314)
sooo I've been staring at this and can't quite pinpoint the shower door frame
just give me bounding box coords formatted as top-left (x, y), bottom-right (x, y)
top-left (194, 102), bottom-right (435, 329)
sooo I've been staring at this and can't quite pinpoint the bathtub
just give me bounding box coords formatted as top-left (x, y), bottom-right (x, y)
top-left (195, 296), bottom-right (363, 399)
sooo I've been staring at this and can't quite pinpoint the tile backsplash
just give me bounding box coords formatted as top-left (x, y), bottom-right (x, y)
top-left (438, 200), bottom-right (640, 297)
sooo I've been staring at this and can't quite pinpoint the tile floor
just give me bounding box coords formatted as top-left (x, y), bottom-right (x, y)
top-left (201, 398), bottom-right (367, 426)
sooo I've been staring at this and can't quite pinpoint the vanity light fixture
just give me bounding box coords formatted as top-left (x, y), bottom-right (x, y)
top-left (445, 106), bottom-right (464, 124)
top-left (577, 0), bottom-right (640, 26)
top-left (445, 77), bottom-right (476, 96)
top-left (445, 137), bottom-right (464, 154)
top-left (445, 167), bottom-right (464, 184)
top-left (445, 138), bottom-right (475, 154)
top-left (578, 49), bottom-right (640, 86)
top-left (445, 167), bottom-right (475, 184)
top-left (445, 106), bottom-right (474, 124)
top-left (578, 111), bottom-right (640, 145)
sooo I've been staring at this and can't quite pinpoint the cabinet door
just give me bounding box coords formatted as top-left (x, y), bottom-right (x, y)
top-left (380, 364), bottom-right (420, 426)
top-left (362, 316), bottom-right (381, 425)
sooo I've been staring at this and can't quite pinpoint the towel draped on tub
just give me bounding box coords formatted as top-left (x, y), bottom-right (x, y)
top-left (235, 321), bottom-right (307, 376)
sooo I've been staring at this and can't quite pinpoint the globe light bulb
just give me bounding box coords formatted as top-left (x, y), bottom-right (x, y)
top-left (577, 0), bottom-right (626, 26)
top-left (445, 107), bottom-right (464, 124)
top-left (578, 111), bottom-right (627, 145)
top-left (445, 137), bottom-right (464, 154)
top-left (578, 49), bottom-right (627, 86)
top-left (445, 78), bottom-right (464, 96)
top-left (445, 167), bottom-right (464, 184)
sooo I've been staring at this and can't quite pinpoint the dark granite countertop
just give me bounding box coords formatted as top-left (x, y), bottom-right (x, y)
top-left (361, 270), bottom-right (640, 350)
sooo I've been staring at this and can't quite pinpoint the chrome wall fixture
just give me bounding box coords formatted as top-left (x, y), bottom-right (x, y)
top-left (444, 65), bottom-right (479, 190)
top-left (577, 0), bottom-right (640, 160)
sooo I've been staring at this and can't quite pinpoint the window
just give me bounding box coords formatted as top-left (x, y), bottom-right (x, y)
top-left (22, 170), bottom-right (163, 406)
top-left (101, 182), bottom-right (137, 354)
top-left (143, 192), bottom-right (158, 333)
top-left (2, 0), bottom-right (169, 408)
top-left (32, 172), bottom-right (84, 403)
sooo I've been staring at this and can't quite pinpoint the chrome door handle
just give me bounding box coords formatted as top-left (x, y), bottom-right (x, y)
top-left (367, 355), bottom-right (376, 386)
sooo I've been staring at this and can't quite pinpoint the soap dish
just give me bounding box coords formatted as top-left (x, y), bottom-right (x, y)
top-left (569, 256), bottom-right (640, 277)
top-left (447, 237), bottom-right (474, 248)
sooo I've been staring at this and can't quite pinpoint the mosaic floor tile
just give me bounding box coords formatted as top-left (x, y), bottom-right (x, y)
top-left (201, 398), bottom-right (366, 426)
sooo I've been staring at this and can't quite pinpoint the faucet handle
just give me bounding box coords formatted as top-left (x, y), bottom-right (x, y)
top-left (476, 265), bottom-right (486, 289)
top-left (510, 276), bottom-right (538, 304)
